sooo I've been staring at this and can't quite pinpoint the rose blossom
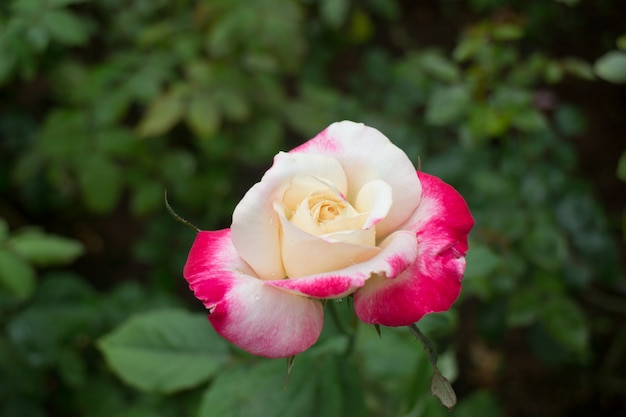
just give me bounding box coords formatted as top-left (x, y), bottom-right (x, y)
top-left (184, 121), bottom-right (474, 358)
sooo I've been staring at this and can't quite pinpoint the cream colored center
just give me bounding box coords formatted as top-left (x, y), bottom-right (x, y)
top-left (282, 177), bottom-right (375, 246)
top-left (309, 192), bottom-right (344, 222)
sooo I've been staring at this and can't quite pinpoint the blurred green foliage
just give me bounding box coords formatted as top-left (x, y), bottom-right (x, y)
top-left (1, 0), bottom-right (625, 416)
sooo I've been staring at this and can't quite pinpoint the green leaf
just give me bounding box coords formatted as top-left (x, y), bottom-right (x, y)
top-left (507, 290), bottom-right (541, 327)
top-left (616, 151), bottom-right (626, 182)
top-left (98, 308), bottom-right (230, 394)
top-left (96, 128), bottom-right (136, 156)
top-left (239, 118), bottom-right (284, 162)
top-left (468, 104), bottom-right (509, 138)
top-left (197, 355), bottom-right (356, 417)
top-left (617, 34), bottom-right (626, 51)
top-left (186, 94), bottom-right (220, 138)
top-left (511, 109), bottom-right (548, 132)
top-left (555, 0), bottom-right (580, 5)
top-left (540, 296), bottom-right (589, 353)
top-left (521, 227), bottom-right (567, 271)
top-left (321, 0), bottom-right (350, 29)
top-left (8, 231), bottom-right (83, 267)
top-left (130, 180), bottom-right (164, 216)
top-left (453, 36), bottom-right (485, 62)
top-left (562, 58), bottom-right (595, 80)
top-left (58, 347), bottom-right (87, 387)
top-left (74, 378), bottom-right (126, 417)
top-left (218, 90), bottom-right (250, 121)
top-left (425, 85), bottom-right (470, 125)
top-left (0, 218), bottom-right (8, 243)
top-left (348, 10), bottom-right (374, 43)
top-left (162, 150), bottom-right (197, 182)
top-left (554, 105), bottom-right (587, 137)
top-left (418, 311), bottom-right (458, 337)
top-left (78, 154), bottom-right (123, 213)
top-left (31, 272), bottom-right (95, 306)
top-left (419, 51), bottom-right (460, 82)
top-left (356, 326), bottom-right (419, 396)
top-left (544, 61), bottom-right (564, 83)
top-left (594, 51), bottom-right (626, 84)
top-left (43, 9), bottom-right (90, 45)
top-left (430, 371), bottom-right (456, 410)
top-left (50, 0), bottom-right (92, 6)
top-left (463, 245), bottom-right (501, 279)
top-left (0, 249), bottom-right (36, 300)
top-left (491, 23), bottom-right (524, 41)
top-left (38, 109), bottom-right (90, 159)
top-left (137, 90), bottom-right (185, 138)
top-left (452, 391), bottom-right (502, 417)
top-left (6, 274), bottom-right (97, 369)
top-left (196, 360), bottom-right (293, 417)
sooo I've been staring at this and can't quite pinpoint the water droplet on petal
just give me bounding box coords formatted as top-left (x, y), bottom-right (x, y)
top-left (255, 294), bottom-right (260, 301)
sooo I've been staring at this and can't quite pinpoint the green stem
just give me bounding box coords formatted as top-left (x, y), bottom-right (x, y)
top-left (344, 309), bottom-right (359, 357)
top-left (407, 323), bottom-right (438, 369)
top-left (408, 323), bottom-right (457, 410)
top-left (327, 301), bottom-right (359, 357)
top-left (328, 301), bottom-right (350, 335)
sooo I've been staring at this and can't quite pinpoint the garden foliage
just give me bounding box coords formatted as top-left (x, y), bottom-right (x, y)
top-left (0, 0), bottom-right (624, 416)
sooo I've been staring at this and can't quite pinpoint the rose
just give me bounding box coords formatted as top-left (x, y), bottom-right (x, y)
top-left (184, 121), bottom-right (473, 358)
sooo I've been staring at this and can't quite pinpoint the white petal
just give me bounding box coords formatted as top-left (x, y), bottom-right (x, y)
top-left (355, 179), bottom-right (393, 231)
top-left (231, 152), bottom-right (347, 280)
top-left (322, 228), bottom-right (375, 246)
top-left (291, 121), bottom-right (421, 238)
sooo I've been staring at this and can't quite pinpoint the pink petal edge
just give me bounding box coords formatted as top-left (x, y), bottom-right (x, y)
top-left (184, 230), bottom-right (324, 358)
top-left (353, 172), bottom-right (474, 326)
top-left (267, 230), bottom-right (418, 299)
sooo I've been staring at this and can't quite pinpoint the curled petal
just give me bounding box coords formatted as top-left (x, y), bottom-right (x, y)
top-left (282, 176), bottom-right (345, 211)
top-left (231, 152), bottom-right (347, 280)
top-left (355, 179), bottom-right (393, 230)
top-left (184, 230), bottom-right (324, 358)
top-left (268, 230), bottom-right (418, 299)
top-left (291, 121), bottom-right (421, 238)
top-left (289, 186), bottom-right (368, 237)
top-left (354, 172), bottom-right (474, 326)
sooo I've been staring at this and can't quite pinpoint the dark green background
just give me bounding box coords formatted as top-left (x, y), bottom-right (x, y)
top-left (1, 0), bottom-right (625, 416)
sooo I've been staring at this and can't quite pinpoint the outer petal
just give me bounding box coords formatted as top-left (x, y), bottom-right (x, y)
top-left (231, 152), bottom-right (347, 280)
top-left (184, 230), bottom-right (324, 358)
top-left (291, 121), bottom-right (421, 238)
top-left (353, 172), bottom-right (474, 326)
top-left (268, 230), bottom-right (418, 299)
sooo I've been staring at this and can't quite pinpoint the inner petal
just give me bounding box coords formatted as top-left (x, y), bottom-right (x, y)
top-left (288, 185), bottom-right (371, 240)
top-left (274, 202), bottom-right (381, 278)
top-left (309, 191), bottom-right (346, 222)
top-left (282, 176), bottom-right (336, 211)
top-left (355, 179), bottom-right (393, 231)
